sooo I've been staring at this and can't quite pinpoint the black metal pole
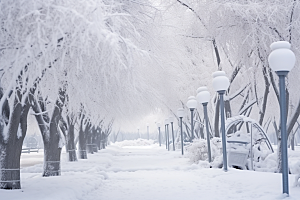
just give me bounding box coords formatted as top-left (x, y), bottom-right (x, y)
top-left (180, 117), bottom-right (184, 155)
top-left (203, 103), bottom-right (212, 163)
top-left (190, 108), bottom-right (195, 141)
top-left (165, 124), bottom-right (167, 149)
top-left (219, 91), bottom-right (228, 171)
top-left (167, 124), bottom-right (170, 151)
top-left (171, 122), bottom-right (175, 151)
top-left (277, 71), bottom-right (289, 195)
top-left (158, 127), bottom-right (161, 146)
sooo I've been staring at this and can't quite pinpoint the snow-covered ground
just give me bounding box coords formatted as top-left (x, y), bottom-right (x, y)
top-left (2, 140), bottom-right (300, 200)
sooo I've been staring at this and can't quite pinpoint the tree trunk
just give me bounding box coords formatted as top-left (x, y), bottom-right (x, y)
top-left (287, 99), bottom-right (300, 138)
top-left (86, 125), bottom-right (94, 154)
top-left (96, 127), bottom-right (101, 150)
top-left (273, 120), bottom-right (283, 173)
top-left (277, 137), bottom-right (282, 173)
top-left (92, 127), bottom-right (98, 153)
top-left (43, 140), bottom-right (62, 177)
top-left (101, 132), bottom-right (106, 149)
top-left (32, 88), bottom-right (66, 177)
top-left (224, 98), bottom-right (235, 134)
top-left (78, 119), bottom-right (88, 159)
top-left (67, 123), bottom-right (77, 161)
top-left (259, 66), bottom-right (270, 125)
top-left (59, 120), bottom-right (68, 154)
top-left (199, 124), bottom-right (204, 139)
top-left (0, 145), bottom-right (22, 190)
top-left (0, 114), bottom-right (22, 189)
top-left (290, 131), bottom-right (295, 151)
top-left (43, 95), bottom-right (64, 177)
top-left (99, 131), bottom-right (103, 150)
top-left (0, 91), bottom-right (30, 189)
top-left (224, 99), bottom-right (232, 119)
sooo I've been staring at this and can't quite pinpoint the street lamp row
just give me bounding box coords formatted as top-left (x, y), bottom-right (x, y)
top-left (154, 41), bottom-right (294, 196)
top-left (179, 71), bottom-right (230, 168)
top-left (157, 72), bottom-right (230, 160)
top-left (159, 117), bottom-right (176, 151)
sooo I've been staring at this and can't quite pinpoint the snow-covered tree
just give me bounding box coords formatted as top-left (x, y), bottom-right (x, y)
top-left (0, 0), bottom-right (165, 189)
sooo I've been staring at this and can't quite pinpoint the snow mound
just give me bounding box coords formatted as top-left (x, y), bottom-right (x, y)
top-left (113, 139), bottom-right (155, 147)
top-left (186, 138), bottom-right (222, 165)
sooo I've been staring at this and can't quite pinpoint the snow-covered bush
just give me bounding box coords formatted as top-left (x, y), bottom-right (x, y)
top-left (253, 152), bottom-right (277, 172)
top-left (253, 149), bottom-right (300, 176)
top-left (186, 139), bottom-right (208, 163)
top-left (186, 138), bottom-right (222, 165)
top-left (292, 161), bottom-right (300, 187)
top-left (289, 151), bottom-right (300, 187)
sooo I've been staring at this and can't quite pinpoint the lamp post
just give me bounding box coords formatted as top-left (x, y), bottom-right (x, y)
top-left (157, 122), bottom-right (161, 146)
top-left (187, 96), bottom-right (197, 141)
top-left (169, 116), bottom-right (175, 151)
top-left (147, 123), bottom-right (149, 140)
top-left (212, 71), bottom-right (230, 172)
top-left (137, 127), bottom-right (140, 139)
top-left (268, 41), bottom-right (296, 196)
top-left (196, 86), bottom-right (212, 163)
top-left (177, 108), bottom-right (185, 155)
top-left (165, 119), bottom-right (170, 151)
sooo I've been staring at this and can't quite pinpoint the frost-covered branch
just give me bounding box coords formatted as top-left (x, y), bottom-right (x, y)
top-left (238, 98), bottom-right (257, 116)
top-left (229, 83), bottom-right (250, 101)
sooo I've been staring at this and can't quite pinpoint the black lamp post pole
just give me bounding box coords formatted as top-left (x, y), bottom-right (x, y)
top-left (180, 117), bottom-right (184, 155)
top-left (158, 127), bottom-right (161, 146)
top-left (277, 71), bottom-right (289, 195)
top-left (219, 90), bottom-right (228, 171)
top-left (171, 122), bottom-right (175, 151)
top-left (203, 102), bottom-right (212, 163)
top-left (190, 108), bottom-right (195, 141)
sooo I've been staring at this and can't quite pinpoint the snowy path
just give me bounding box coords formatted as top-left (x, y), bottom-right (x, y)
top-left (87, 145), bottom-right (300, 200)
top-left (2, 144), bottom-right (300, 200)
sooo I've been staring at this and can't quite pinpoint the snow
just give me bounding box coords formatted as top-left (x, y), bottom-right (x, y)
top-left (2, 140), bottom-right (300, 200)
top-left (114, 138), bottom-right (155, 147)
